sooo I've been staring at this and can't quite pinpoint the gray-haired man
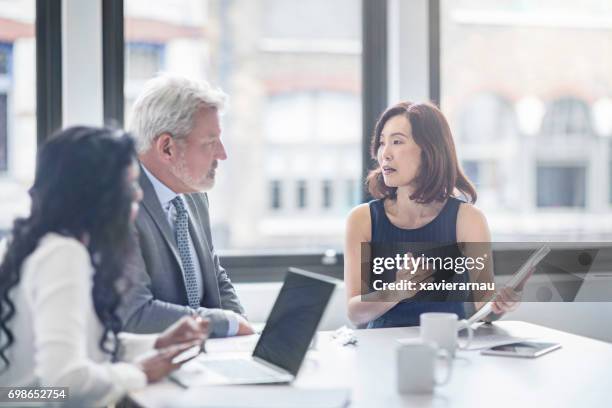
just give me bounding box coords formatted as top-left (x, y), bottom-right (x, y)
top-left (120, 74), bottom-right (253, 337)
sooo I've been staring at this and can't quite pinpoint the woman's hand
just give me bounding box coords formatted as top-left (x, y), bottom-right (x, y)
top-left (490, 265), bottom-right (534, 315)
top-left (154, 315), bottom-right (209, 349)
top-left (490, 286), bottom-right (521, 314)
top-left (386, 252), bottom-right (434, 301)
top-left (137, 340), bottom-right (201, 383)
top-left (396, 252), bottom-right (434, 284)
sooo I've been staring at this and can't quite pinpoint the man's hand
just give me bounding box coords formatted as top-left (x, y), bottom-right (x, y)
top-left (236, 314), bottom-right (255, 335)
top-left (154, 315), bottom-right (209, 349)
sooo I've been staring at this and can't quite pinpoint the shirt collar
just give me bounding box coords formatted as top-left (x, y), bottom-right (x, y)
top-left (141, 164), bottom-right (179, 211)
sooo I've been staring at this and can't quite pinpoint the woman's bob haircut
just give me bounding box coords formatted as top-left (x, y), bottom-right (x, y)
top-left (366, 101), bottom-right (477, 204)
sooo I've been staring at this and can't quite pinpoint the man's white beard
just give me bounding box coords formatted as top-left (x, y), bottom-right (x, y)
top-left (170, 155), bottom-right (213, 192)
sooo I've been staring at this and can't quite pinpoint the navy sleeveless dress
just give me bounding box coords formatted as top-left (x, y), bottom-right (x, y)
top-left (367, 197), bottom-right (469, 329)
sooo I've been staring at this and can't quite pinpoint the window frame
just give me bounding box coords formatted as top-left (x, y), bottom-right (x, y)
top-left (103, 0), bottom-right (124, 127)
top-left (0, 43), bottom-right (11, 172)
top-left (36, 0), bottom-right (62, 145)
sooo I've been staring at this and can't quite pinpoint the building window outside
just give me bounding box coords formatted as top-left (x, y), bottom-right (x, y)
top-left (322, 179), bottom-right (333, 209)
top-left (0, 43), bottom-right (10, 75)
top-left (0, 93), bottom-right (7, 171)
top-left (0, 4), bottom-right (35, 236)
top-left (297, 179), bottom-right (307, 209)
top-left (270, 179), bottom-right (282, 210)
top-left (536, 164), bottom-right (586, 208)
top-left (441, 0), bottom-right (611, 239)
top-left (541, 97), bottom-right (593, 138)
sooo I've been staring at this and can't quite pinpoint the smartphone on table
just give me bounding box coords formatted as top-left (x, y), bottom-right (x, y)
top-left (481, 341), bottom-right (561, 358)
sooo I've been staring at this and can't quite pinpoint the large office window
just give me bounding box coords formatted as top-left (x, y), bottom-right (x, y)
top-left (441, 0), bottom-right (612, 240)
top-left (124, 0), bottom-right (362, 252)
top-left (0, 2), bottom-right (36, 236)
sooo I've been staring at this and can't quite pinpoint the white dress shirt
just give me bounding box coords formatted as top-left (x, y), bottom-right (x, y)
top-left (141, 166), bottom-right (238, 336)
top-left (0, 233), bottom-right (157, 407)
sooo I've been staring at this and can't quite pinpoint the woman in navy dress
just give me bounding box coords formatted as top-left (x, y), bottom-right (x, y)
top-left (344, 102), bottom-right (519, 328)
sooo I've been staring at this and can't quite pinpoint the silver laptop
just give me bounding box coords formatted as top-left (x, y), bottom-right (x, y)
top-left (171, 267), bottom-right (336, 386)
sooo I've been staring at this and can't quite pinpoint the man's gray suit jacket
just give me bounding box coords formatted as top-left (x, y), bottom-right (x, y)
top-left (119, 168), bottom-right (244, 337)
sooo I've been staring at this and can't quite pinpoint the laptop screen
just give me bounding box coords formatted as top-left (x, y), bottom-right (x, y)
top-left (252, 268), bottom-right (336, 376)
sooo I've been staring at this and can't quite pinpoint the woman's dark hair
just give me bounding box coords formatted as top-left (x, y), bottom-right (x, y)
top-left (366, 101), bottom-right (477, 204)
top-left (0, 126), bottom-right (137, 369)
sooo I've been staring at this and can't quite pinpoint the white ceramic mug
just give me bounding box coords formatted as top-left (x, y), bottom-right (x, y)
top-left (420, 312), bottom-right (473, 357)
top-left (396, 340), bottom-right (453, 394)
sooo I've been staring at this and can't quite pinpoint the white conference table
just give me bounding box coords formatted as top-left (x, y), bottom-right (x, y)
top-left (128, 321), bottom-right (612, 408)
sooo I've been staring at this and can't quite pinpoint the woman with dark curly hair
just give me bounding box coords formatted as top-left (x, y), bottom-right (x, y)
top-left (0, 127), bottom-right (208, 406)
top-left (344, 102), bottom-right (521, 328)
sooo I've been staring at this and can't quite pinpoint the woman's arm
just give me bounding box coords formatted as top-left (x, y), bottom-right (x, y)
top-left (344, 204), bottom-right (400, 326)
top-left (457, 204), bottom-right (519, 315)
top-left (27, 238), bottom-right (147, 407)
top-left (457, 203), bottom-right (494, 310)
top-left (119, 315), bottom-right (209, 363)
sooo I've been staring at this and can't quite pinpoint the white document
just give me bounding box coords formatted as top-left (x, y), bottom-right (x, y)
top-left (462, 323), bottom-right (531, 350)
top-left (466, 245), bottom-right (551, 326)
top-left (169, 386), bottom-right (351, 408)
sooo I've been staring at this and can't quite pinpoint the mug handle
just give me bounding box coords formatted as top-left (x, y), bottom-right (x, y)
top-left (434, 348), bottom-right (453, 386)
top-left (457, 319), bottom-right (473, 350)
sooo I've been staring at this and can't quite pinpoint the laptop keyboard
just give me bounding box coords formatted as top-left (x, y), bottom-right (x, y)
top-left (201, 358), bottom-right (281, 381)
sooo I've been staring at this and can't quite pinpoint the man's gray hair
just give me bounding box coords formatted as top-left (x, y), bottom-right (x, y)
top-left (129, 74), bottom-right (227, 153)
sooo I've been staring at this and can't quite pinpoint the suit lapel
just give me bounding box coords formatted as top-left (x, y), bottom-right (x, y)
top-left (184, 193), bottom-right (220, 307)
top-left (138, 165), bottom-right (184, 275)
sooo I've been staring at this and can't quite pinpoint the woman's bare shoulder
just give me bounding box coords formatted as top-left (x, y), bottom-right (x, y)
top-left (346, 203), bottom-right (372, 242)
top-left (457, 202), bottom-right (490, 242)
